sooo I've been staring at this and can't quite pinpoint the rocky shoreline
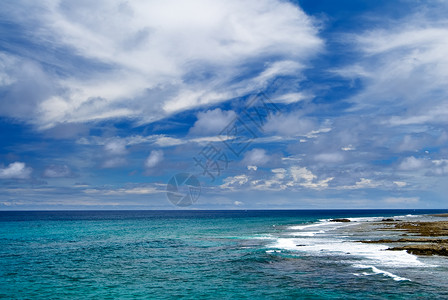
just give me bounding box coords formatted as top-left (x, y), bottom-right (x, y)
top-left (359, 214), bottom-right (448, 257)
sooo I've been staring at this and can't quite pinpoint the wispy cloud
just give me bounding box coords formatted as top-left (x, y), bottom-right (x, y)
top-left (0, 0), bottom-right (322, 129)
top-left (42, 165), bottom-right (74, 178)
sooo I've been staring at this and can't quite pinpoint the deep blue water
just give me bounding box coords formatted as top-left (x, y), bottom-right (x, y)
top-left (1, 209), bottom-right (448, 299)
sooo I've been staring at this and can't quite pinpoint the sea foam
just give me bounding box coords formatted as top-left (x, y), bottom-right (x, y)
top-left (353, 264), bottom-right (411, 281)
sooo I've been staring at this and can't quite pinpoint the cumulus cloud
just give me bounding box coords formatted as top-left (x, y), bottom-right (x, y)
top-left (0, 162), bottom-right (32, 179)
top-left (104, 139), bottom-right (127, 155)
top-left (242, 149), bottom-right (270, 166)
top-left (145, 150), bottom-right (164, 169)
top-left (222, 164), bottom-right (403, 192)
top-left (338, 178), bottom-right (381, 190)
top-left (189, 108), bottom-right (236, 136)
top-left (289, 166), bottom-right (334, 189)
top-left (428, 159), bottom-right (448, 176)
top-left (398, 156), bottom-right (429, 171)
top-left (221, 166), bottom-right (333, 191)
top-left (101, 139), bottom-right (128, 168)
top-left (0, 0), bottom-right (322, 129)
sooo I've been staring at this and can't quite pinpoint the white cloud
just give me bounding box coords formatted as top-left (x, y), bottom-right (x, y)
top-left (388, 103), bottom-right (448, 126)
top-left (341, 15), bottom-right (448, 129)
top-left (154, 136), bottom-right (185, 147)
top-left (84, 186), bottom-right (161, 195)
top-left (155, 135), bottom-right (236, 146)
top-left (0, 53), bottom-right (56, 122)
top-left (314, 152), bottom-right (344, 163)
top-left (234, 201), bottom-right (243, 206)
top-left (221, 174), bottom-right (249, 189)
top-left (0, 162), bottom-right (32, 179)
top-left (272, 168), bottom-right (287, 179)
top-left (101, 139), bottom-right (128, 168)
top-left (270, 92), bottom-right (313, 104)
top-left (0, 54), bottom-right (16, 86)
top-left (354, 178), bottom-right (380, 189)
top-left (396, 135), bottom-right (421, 152)
top-left (429, 159), bottom-right (448, 176)
top-left (189, 108), bottom-right (236, 136)
top-left (104, 139), bottom-right (127, 155)
top-left (242, 149), bottom-right (270, 166)
top-left (219, 165), bottom-right (405, 192)
top-left (145, 150), bottom-right (164, 169)
top-left (341, 145), bottom-right (355, 151)
top-left (393, 181), bottom-right (407, 188)
top-left (339, 178), bottom-right (381, 190)
top-left (289, 166), bottom-right (333, 189)
top-left (77, 134), bottom-right (235, 148)
top-left (398, 156), bottom-right (428, 171)
top-left (263, 113), bottom-right (316, 136)
top-left (221, 166), bottom-right (335, 191)
top-left (2, 0), bottom-right (322, 129)
top-left (305, 127), bottom-right (332, 139)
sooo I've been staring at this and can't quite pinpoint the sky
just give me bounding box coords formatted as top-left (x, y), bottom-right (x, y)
top-left (1, 0), bottom-right (448, 210)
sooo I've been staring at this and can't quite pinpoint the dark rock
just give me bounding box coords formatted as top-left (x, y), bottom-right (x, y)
top-left (388, 243), bottom-right (448, 256)
top-left (360, 237), bottom-right (448, 244)
top-left (330, 218), bottom-right (351, 222)
top-left (382, 218), bottom-right (395, 222)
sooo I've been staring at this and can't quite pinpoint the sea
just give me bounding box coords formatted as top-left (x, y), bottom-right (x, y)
top-left (1, 209), bottom-right (448, 299)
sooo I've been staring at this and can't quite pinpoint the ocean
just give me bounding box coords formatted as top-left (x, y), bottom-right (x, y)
top-left (1, 209), bottom-right (448, 299)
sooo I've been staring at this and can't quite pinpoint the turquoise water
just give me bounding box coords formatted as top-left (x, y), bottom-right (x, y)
top-left (1, 210), bottom-right (448, 299)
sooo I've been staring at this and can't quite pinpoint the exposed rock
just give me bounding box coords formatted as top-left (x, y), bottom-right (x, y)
top-left (394, 221), bottom-right (448, 236)
top-left (360, 238), bottom-right (448, 244)
top-left (382, 218), bottom-right (395, 222)
top-left (330, 218), bottom-right (351, 222)
top-left (388, 244), bottom-right (448, 256)
top-left (359, 219), bottom-right (448, 256)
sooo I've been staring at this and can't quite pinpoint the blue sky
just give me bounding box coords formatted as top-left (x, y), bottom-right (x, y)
top-left (1, 0), bottom-right (448, 210)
